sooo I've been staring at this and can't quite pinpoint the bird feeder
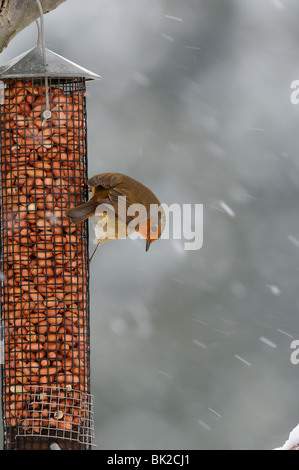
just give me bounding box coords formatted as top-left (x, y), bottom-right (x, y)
top-left (0, 8), bottom-right (100, 450)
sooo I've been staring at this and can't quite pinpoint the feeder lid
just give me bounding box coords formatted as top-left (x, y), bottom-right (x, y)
top-left (0, 45), bottom-right (101, 81)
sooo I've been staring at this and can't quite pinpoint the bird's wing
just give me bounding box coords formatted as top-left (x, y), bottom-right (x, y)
top-left (106, 186), bottom-right (134, 223)
top-left (87, 173), bottom-right (121, 189)
top-left (88, 173), bottom-right (133, 223)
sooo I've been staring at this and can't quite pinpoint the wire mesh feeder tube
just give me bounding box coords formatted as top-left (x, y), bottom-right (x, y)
top-left (0, 77), bottom-right (95, 450)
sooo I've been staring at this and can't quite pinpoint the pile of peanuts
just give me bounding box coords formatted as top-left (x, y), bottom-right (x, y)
top-left (0, 79), bottom-right (90, 435)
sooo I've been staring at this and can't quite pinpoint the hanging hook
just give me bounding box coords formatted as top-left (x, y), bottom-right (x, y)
top-left (35, 0), bottom-right (52, 126)
top-left (35, 0), bottom-right (46, 65)
top-left (35, 20), bottom-right (41, 47)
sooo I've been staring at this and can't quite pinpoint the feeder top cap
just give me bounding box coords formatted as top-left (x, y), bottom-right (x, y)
top-left (0, 45), bottom-right (101, 81)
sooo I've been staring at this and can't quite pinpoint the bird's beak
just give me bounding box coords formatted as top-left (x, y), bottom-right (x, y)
top-left (146, 238), bottom-right (151, 252)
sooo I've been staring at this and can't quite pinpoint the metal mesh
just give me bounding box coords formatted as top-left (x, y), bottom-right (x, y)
top-left (15, 385), bottom-right (95, 448)
top-left (0, 77), bottom-right (93, 449)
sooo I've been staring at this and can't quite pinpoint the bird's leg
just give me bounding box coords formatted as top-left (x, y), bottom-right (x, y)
top-left (89, 243), bottom-right (100, 264)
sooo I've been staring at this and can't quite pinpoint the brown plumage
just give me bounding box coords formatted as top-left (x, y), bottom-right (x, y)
top-left (66, 173), bottom-right (165, 256)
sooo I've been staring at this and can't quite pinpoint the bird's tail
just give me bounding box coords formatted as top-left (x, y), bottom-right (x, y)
top-left (66, 199), bottom-right (99, 225)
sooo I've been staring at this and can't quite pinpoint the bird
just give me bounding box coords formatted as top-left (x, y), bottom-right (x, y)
top-left (66, 173), bottom-right (165, 261)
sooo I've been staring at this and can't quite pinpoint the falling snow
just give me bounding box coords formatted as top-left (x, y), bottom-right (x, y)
top-left (259, 337), bottom-right (277, 349)
top-left (192, 317), bottom-right (208, 326)
top-left (271, 0), bottom-right (285, 10)
top-left (208, 408), bottom-right (222, 418)
top-left (288, 235), bottom-right (299, 248)
top-left (276, 424), bottom-right (299, 450)
top-left (197, 420), bottom-right (211, 432)
top-left (234, 355), bottom-right (252, 367)
top-left (219, 201), bottom-right (236, 218)
top-left (165, 14), bottom-right (183, 22)
top-left (245, 127), bottom-right (266, 132)
top-left (193, 339), bottom-right (207, 350)
top-left (185, 45), bottom-right (201, 50)
top-left (277, 329), bottom-right (293, 339)
top-left (161, 33), bottom-right (174, 42)
top-left (158, 370), bottom-right (173, 378)
top-left (266, 285), bottom-right (281, 296)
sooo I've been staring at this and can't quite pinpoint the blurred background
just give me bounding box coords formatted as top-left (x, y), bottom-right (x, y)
top-left (1, 0), bottom-right (299, 450)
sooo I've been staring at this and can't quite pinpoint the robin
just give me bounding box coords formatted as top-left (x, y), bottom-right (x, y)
top-left (66, 173), bottom-right (165, 261)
